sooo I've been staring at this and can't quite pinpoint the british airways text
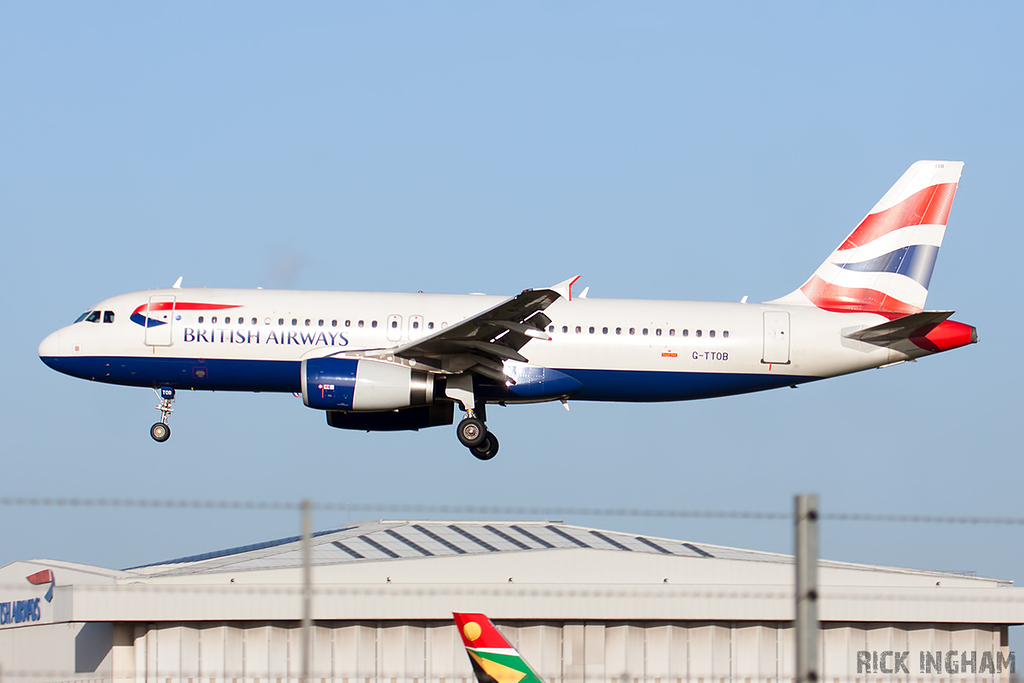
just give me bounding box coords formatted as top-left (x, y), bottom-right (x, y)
top-left (182, 328), bottom-right (349, 347)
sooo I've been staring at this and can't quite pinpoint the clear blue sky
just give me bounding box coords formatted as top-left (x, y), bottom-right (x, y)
top-left (3, 1), bottom-right (1022, 607)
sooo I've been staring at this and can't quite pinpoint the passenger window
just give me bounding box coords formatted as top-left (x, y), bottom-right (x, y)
top-left (332, 320), bottom-right (337, 327)
top-left (292, 319), bottom-right (297, 326)
top-left (428, 322), bottom-right (434, 330)
top-left (548, 325), bottom-right (555, 333)
top-left (305, 319), bottom-right (311, 326)
top-left (225, 317), bottom-right (231, 324)
top-left (372, 320), bottom-right (378, 328)
top-left (345, 320), bottom-right (351, 327)
top-left (709, 330), bottom-right (716, 338)
top-left (391, 320), bottom-right (398, 329)
top-left (629, 328), bottom-right (635, 335)
top-left (575, 326), bottom-right (582, 333)
top-left (212, 316), bottom-right (218, 324)
top-left (682, 329), bottom-right (688, 337)
top-left (696, 330), bottom-right (703, 338)
top-left (103, 311), bottom-right (115, 323)
top-left (723, 330), bottom-right (729, 338)
top-left (602, 327), bottom-right (608, 334)
top-left (278, 318), bottom-right (284, 325)
top-left (264, 318), bottom-right (271, 325)
top-left (358, 320), bottom-right (364, 328)
top-left (669, 329), bottom-right (675, 336)
top-left (412, 321), bottom-right (419, 329)
top-left (251, 317), bottom-right (257, 325)
top-left (198, 316), bottom-right (205, 324)
top-left (562, 326), bottom-right (568, 333)
top-left (589, 326), bottom-right (595, 334)
top-left (318, 319), bottom-right (324, 327)
top-left (655, 328), bottom-right (662, 336)
top-left (642, 328), bottom-right (648, 336)
top-left (615, 327), bottom-right (622, 335)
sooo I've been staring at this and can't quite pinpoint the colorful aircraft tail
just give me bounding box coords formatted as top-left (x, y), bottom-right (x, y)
top-left (453, 612), bottom-right (545, 683)
top-left (774, 160), bottom-right (964, 318)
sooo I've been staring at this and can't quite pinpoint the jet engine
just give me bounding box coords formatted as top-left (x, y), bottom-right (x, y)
top-left (301, 357), bottom-right (434, 411)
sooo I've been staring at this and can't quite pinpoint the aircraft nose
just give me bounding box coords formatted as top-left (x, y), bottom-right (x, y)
top-left (38, 329), bottom-right (62, 365)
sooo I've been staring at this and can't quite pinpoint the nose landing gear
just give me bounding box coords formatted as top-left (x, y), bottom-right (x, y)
top-left (150, 386), bottom-right (175, 442)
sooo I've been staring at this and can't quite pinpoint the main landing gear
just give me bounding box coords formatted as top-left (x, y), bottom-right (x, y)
top-left (456, 408), bottom-right (499, 461)
top-left (150, 386), bottom-right (175, 442)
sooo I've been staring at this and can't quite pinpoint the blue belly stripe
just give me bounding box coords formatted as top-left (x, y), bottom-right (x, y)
top-left (40, 355), bottom-right (301, 392)
top-left (40, 355), bottom-right (817, 401)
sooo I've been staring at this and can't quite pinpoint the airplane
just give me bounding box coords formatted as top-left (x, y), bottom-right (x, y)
top-left (453, 611), bottom-right (544, 683)
top-left (38, 161), bottom-right (976, 460)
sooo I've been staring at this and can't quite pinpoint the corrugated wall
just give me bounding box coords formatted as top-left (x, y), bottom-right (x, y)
top-left (123, 622), bottom-right (1011, 683)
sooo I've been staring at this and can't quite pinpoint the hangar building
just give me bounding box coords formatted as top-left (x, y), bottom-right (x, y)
top-left (0, 520), bottom-right (1020, 683)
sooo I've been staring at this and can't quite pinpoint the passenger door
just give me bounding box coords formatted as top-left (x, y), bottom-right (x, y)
top-left (144, 295), bottom-right (176, 347)
top-left (762, 311), bottom-right (790, 364)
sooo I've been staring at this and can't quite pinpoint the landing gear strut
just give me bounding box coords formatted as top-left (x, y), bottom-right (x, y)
top-left (447, 374), bottom-right (500, 460)
top-left (151, 386), bottom-right (174, 442)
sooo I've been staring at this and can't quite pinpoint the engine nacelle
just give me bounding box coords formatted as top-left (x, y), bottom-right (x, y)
top-left (301, 357), bottom-right (433, 411)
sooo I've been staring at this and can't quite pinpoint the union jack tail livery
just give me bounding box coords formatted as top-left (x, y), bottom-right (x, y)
top-left (778, 160), bottom-right (963, 318)
top-left (453, 612), bottom-right (545, 683)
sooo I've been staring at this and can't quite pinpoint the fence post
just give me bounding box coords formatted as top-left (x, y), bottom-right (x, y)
top-left (301, 499), bottom-right (313, 683)
top-left (795, 494), bottom-right (819, 683)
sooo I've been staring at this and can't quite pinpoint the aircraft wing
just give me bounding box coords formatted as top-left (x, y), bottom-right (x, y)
top-left (385, 276), bottom-right (578, 383)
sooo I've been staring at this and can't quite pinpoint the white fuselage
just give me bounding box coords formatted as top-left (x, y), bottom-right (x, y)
top-left (39, 287), bottom-right (917, 403)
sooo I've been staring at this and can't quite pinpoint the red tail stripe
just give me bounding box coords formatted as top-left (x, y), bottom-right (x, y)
top-left (452, 612), bottom-right (514, 650)
top-left (839, 183), bottom-right (957, 251)
top-left (801, 276), bottom-right (919, 318)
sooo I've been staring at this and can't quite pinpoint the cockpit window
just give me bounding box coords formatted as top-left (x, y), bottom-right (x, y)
top-left (84, 311), bottom-right (102, 323)
top-left (75, 312), bottom-right (91, 323)
top-left (103, 311), bottom-right (115, 323)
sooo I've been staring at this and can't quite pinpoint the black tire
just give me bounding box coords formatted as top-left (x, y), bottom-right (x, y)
top-left (150, 422), bottom-right (171, 442)
top-left (471, 432), bottom-right (499, 460)
top-left (456, 417), bottom-right (486, 448)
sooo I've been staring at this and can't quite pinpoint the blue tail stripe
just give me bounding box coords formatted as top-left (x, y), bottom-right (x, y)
top-left (836, 244), bottom-right (939, 288)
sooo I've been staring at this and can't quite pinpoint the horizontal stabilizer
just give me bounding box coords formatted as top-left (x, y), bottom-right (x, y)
top-left (844, 310), bottom-right (954, 344)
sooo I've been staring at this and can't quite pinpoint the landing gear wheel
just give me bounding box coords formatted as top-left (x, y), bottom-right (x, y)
top-left (457, 417), bottom-right (486, 448)
top-left (470, 432), bottom-right (499, 460)
top-left (150, 422), bottom-right (171, 442)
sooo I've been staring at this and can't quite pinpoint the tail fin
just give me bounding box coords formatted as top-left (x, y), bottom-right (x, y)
top-left (774, 161), bottom-right (964, 318)
top-left (453, 612), bottom-right (545, 683)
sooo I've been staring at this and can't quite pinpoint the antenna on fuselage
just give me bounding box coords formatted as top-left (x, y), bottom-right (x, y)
top-left (172, 276), bottom-right (183, 289)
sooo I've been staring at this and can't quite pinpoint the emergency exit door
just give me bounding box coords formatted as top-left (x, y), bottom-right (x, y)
top-left (762, 311), bottom-right (790, 364)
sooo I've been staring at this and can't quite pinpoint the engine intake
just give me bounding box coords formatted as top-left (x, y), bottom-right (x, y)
top-left (301, 357), bottom-right (433, 411)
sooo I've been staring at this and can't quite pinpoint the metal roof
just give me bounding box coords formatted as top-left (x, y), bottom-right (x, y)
top-left (127, 520), bottom-right (733, 576)
top-left (122, 519), bottom-right (1001, 583)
